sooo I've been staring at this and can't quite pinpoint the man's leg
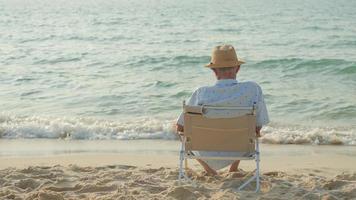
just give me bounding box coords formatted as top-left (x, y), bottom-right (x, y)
top-left (196, 159), bottom-right (218, 175)
top-left (229, 160), bottom-right (240, 172)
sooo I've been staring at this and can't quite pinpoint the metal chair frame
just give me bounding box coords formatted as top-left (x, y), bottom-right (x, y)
top-left (178, 102), bottom-right (261, 192)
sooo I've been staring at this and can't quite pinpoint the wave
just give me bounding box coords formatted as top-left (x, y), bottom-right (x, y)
top-left (19, 35), bottom-right (56, 43)
top-left (254, 58), bottom-right (356, 74)
top-left (0, 114), bottom-right (176, 140)
top-left (318, 105), bottom-right (356, 120)
top-left (153, 81), bottom-right (177, 88)
top-left (337, 65), bottom-right (356, 74)
top-left (261, 123), bottom-right (356, 145)
top-left (33, 57), bottom-right (82, 65)
top-left (20, 90), bottom-right (42, 97)
top-left (126, 55), bottom-right (210, 68)
top-left (211, 28), bottom-right (241, 33)
top-left (1, 114), bottom-right (355, 145)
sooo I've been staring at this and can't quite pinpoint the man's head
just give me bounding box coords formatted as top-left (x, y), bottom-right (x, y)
top-left (205, 44), bottom-right (245, 80)
top-left (212, 66), bottom-right (240, 80)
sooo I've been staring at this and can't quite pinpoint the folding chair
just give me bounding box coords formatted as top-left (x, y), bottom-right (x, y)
top-left (178, 101), bottom-right (261, 192)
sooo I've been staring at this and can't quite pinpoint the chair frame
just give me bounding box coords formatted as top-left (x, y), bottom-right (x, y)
top-left (178, 101), bottom-right (261, 192)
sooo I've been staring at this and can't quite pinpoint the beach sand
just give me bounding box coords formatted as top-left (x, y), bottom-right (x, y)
top-left (0, 140), bottom-right (356, 200)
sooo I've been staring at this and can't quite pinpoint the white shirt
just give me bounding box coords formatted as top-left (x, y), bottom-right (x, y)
top-left (177, 79), bottom-right (269, 127)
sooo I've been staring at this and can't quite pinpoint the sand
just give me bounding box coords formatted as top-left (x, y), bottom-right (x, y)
top-left (1, 164), bottom-right (356, 200)
top-left (0, 140), bottom-right (356, 199)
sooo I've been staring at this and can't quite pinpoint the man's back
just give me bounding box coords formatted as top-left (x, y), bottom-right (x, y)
top-left (177, 79), bottom-right (269, 128)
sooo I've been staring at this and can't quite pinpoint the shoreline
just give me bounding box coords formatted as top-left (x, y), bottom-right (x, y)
top-left (1, 139), bottom-right (355, 176)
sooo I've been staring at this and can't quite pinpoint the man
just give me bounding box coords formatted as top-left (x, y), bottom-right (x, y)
top-left (176, 44), bottom-right (269, 175)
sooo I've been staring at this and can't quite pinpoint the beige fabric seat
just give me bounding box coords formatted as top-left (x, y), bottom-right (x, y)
top-left (178, 101), bottom-right (261, 192)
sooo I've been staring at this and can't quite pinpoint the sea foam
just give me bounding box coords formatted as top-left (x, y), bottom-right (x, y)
top-left (1, 113), bottom-right (355, 145)
top-left (261, 123), bottom-right (356, 145)
top-left (0, 113), bottom-right (176, 140)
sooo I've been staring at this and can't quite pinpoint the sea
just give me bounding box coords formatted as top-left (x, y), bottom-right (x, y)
top-left (1, 0), bottom-right (355, 146)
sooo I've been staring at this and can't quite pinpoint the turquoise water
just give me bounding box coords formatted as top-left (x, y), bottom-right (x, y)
top-left (0, 0), bottom-right (355, 144)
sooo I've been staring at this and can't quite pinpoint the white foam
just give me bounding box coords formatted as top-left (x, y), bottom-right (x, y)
top-left (261, 123), bottom-right (356, 145)
top-left (0, 113), bottom-right (177, 140)
top-left (1, 113), bottom-right (355, 145)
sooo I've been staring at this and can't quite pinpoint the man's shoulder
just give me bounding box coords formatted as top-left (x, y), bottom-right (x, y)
top-left (192, 85), bottom-right (211, 93)
top-left (237, 81), bottom-right (265, 97)
top-left (238, 81), bottom-right (262, 90)
top-left (193, 81), bottom-right (263, 94)
top-left (188, 86), bottom-right (209, 99)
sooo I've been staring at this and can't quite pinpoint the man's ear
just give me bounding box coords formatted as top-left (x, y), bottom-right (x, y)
top-left (236, 65), bottom-right (241, 74)
top-left (212, 68), bottom-right (218, 76)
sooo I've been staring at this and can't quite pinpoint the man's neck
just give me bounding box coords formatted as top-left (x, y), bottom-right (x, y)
top-left (217, 76), bottom-right (236, 80)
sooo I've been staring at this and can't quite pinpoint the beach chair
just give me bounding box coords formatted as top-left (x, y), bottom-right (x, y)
top-left (178, 101), bottom-right (261, 192)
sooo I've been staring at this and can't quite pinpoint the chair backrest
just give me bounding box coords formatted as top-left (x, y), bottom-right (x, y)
top-left (183, 104), bottom-right (256, 153)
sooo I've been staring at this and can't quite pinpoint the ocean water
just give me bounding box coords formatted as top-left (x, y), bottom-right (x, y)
top-left (0, 0), bottom-right (355, 145)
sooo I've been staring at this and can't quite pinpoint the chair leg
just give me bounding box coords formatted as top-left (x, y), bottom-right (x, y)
top-left (239, 139), bottom-right (261, 193)
top-left (255, 139), bottom-right (260, 193)
top-left (238, 173), bottom-right (257, 191)
top-left (178, 158), bottom-right (196, 186)
top-left (178, 142), bottom-right (195, 186)
top-left (178, 142), bottom-right (184, 184)
top-left (255, 158), bottom-right (260, 192)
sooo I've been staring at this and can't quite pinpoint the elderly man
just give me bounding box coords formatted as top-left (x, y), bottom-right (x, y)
top-left (176, 44), bottom-right (269, 175)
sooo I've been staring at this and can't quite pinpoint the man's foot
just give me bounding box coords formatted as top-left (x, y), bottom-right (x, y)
top-left (229, 160), bottom-right (240, 172)
top-left (204, 168), bottom-right (218, 176)
top-left (196, 159), bottom-right (218, 176)
top-left (201, 170), bottom-right (217, 177)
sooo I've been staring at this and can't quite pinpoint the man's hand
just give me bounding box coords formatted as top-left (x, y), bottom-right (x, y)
top-left (256, 126), bottom-right (262, 137)
top-left (175, 124), bottom-right (184, 141)
top-left (176, 124), bottom-right (184, 133)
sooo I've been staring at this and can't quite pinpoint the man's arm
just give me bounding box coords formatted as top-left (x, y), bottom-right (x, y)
top-left (175, 89), bottom-right (200, 136)
top-left (254, 83), bottom-right (269, 137)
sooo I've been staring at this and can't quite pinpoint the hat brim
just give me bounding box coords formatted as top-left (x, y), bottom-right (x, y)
top-left (205, 59), bottom-right (245, 68)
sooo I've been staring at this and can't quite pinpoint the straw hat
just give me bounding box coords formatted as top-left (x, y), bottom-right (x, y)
top-left (205, 45), bottom-right (245, 68)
